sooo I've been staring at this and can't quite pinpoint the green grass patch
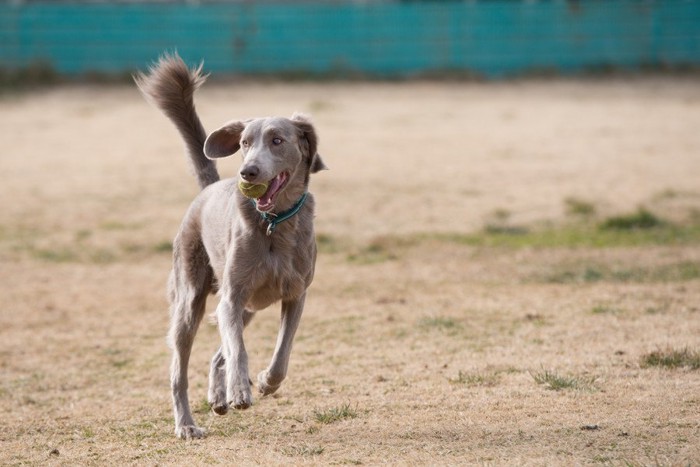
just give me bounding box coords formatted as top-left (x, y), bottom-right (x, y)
top-left (313, 403), bottom-right (358, 424)
top-left (153, 241), bottom-right (173, 253)
top-left (316, 233), bottom-right (346, 254)
top-left (111, 358), bottom-right (132, 369)
top-left (530, 368), bottom-right (598, 391)
top-left (483, 225), bottom-right (529, 235)
top-left (75, 229), bottom-right (92, 241)
top-left (482, 208), bottom-right (529, 235)
top-left (600, 208), bottom-right (663, 230)
top-left (411, 208), bottom-right (700, 249)
top-left (545, 261), bottom-right (700, 284)
top-left (523, 313), bottom-right (548, 326)
top-left (100, 221), bottom-right (144, 231)
top-left (545, 266), bottom-right (596, 284)
top-left (590, 305), bottom-right (622, 315)
top-left (102, 347), bottom-right (133, 370)
top-left (448, 371), bottom-right (500, 387)
top-left (641, 347), bottom-right (700, 370)
top-left (28, 245), bottom-right (114, 263)
top-left (419, 316), bottom-right (461, 332)
top-left (434, 222), bottom-right (700, 248)
top-left (31, 247), bottom-right (80, 262)
top-left (347, 237), bottom-right (399, 264)
top-left (22, 241), bottom-right (173, 263)
top-left (281, 443), bottom-right (325, 457)
top-left (565, 197), bottom-right (597, 217)
top-left (308, 99), bottom-right (334, 112)
top-left (90, 249), bottom-right (117, 263)
top-left (194, 397), bottom-right (212, 415)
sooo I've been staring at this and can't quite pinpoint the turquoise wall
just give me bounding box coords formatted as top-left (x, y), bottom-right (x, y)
top-left (1, 1), bottom-right (699, 78)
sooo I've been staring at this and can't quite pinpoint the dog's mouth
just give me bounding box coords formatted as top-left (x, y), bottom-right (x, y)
top-left (255, 172), bottom-right (289, 212)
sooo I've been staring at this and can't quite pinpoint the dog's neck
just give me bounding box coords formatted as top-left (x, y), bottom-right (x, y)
top-left (253, 192), bottom-right (308, 236)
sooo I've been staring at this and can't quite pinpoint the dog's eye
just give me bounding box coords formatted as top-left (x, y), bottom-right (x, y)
top-left (272, 138), bottom-right (283, 145)
top-left (241, 140), bottom-right (249, 147)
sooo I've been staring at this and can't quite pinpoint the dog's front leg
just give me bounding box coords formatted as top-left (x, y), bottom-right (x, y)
top-left (208, 310), bottom-right (256, 415)
top-left (258, 293), bottom-right (306, 396)
top-left (215, 296), bottom-right (253, 410)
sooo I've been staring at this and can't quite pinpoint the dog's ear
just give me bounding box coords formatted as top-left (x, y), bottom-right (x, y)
top-left (291, 112), bottom-right (328, 173)
top-left (204, 121), bottom-right (245, 159)
top-left (310, 153), bottom-right (328, 174)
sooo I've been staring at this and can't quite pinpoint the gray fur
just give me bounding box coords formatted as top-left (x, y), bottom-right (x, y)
top-left (135, 53), bottom-right (327, 439)
top-left (134, 53), bottom-right (219, 190)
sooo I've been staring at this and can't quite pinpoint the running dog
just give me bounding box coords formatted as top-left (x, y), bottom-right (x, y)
top-left (135, 53), bottom-right (326, 439)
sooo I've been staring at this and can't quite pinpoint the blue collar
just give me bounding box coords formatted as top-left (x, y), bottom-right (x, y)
top-left (253, 192), bottom-right (308, 236)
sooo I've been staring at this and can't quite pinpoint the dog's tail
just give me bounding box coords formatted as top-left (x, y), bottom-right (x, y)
top-left (134, 53), bottom-right (219, 190)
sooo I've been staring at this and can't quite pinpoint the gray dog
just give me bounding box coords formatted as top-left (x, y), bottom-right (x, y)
top-left (135, 54), bottom-right (326, 439)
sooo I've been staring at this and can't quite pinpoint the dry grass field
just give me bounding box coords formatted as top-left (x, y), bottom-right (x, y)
top-left (1, 77), bottom-right (699, 465)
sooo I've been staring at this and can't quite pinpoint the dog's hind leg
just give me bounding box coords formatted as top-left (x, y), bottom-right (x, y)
top-left (207, 310), bottom-right (255, 415)
top-left (258, 294), bottom-right (306, 396)
top-left (168, 244), bottom-right (212, 439)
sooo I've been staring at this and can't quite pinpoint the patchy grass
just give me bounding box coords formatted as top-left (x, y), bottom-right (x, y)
top-left (641, 348), bottom-right (700, 370)
top-left (544, 261), bottom-right (700, 284)
top-left (100, 221), bottom-right (144, 231)
top-left (346, 237), bottom-right (399, 264)
top-left (448, 371), bottom-right (501, 387)
top-left (600, 208), bottom-right (664, 231)
top-left (483, 208), bottom-right (529, 235)
top-left (79, 426), bottom-right (95, 439)
top-left (281, 443), bottom-right (325, 457)
top-left (27, 244), bottom-right (119, 264)
top-left (405, 218), bottom-right (700, 250)
top-left (565, 197), bottom-right (597, 217)
top-left (316, 232), bottom-right (349, 255)
top-left (418, 316), bottom-right (462, 333)
top-left (193, 398), bottom-right (211, 415)
top-left (486, 223), bottom-right (694, 248)
top-left (75, 229), bottom-right (92, 241)
top-left (14, 240), bottom-right (172, 263)
top-left (152, 241), bottom-right (172, 253)
top-left (590, 305), bottom-right (622, 315)
top-left (530, 369), bottom-right (598, 391)
top-left (483, 224), bottom-right (529, 236)
top-left (307, 99), bottom-right (334, 113)
top-left (30, 247), bottom-right (81, 263)
top-left (313, 403), bottom-right (358, 424)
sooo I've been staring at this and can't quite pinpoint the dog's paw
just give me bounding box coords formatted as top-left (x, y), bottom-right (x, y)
top-left (175, 424), bottom-right (206, 440)
top-left (257, 370), bottom-right (282, 396)
top-left (210, 401), bottom-right (229, 415)
top-left (228, 384), bottom-right (253, 410)
top-left (208, 387), bottom-right (229, 415)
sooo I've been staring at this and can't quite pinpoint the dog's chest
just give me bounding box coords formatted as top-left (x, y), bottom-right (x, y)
top-left (246, 244), bottom-right (311, 310)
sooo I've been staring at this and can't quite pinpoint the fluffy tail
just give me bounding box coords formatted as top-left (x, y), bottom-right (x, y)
top-left (134, 53), bottom-right (219, 190)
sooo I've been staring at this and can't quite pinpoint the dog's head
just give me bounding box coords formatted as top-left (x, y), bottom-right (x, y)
top-left (204, 113), bottom-right (326, 212)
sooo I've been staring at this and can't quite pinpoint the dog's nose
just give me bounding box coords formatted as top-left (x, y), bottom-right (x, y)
top-left (240, 165), bottom-right (260, 181)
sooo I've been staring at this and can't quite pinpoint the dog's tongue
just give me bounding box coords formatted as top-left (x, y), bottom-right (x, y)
top-left (256, 172), bottom-right (287, 210)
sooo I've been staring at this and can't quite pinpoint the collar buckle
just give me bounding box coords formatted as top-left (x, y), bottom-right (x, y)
top-left (253, 192), bottom-right (309, 236)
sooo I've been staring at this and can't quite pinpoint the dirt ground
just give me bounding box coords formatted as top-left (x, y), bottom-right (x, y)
top-left (1, 76), bottom-right (699, 465)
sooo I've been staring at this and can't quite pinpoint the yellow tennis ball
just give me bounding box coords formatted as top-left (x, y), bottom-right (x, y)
top-left (238, 180), bottom-right (269, 199)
